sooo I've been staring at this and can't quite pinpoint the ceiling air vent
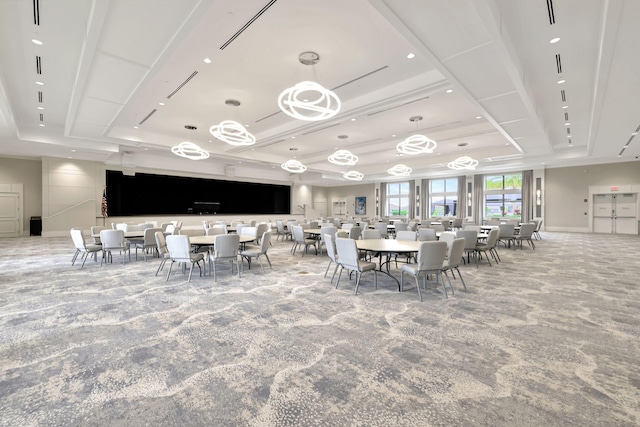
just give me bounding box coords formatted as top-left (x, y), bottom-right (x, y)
top-left (560, 90), bottom-right (566, 102)
top-left (139, 109), bottom-right (157, 125)
top-left (32, 0), bottom-right (40, 25)
top-left (220, 0), bottom-right (278, 50)
top-left (555, 54), bottom-right (562, 74)
top-left (35, 56), bottom-right (42, 74)
top-left (166, 71), bottom-right (198, 99)
top-left (37, 91), bottom-right (42, 103)
top-left (546, 0), bottom-right (556, 25)
top-left (367, 96), bottom-right (430, 117)
top-left (331, 66), bottom-right (388, 91)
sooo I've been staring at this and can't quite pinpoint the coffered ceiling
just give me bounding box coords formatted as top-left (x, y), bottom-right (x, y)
top-left (1, 0), bottom-right (638, 185)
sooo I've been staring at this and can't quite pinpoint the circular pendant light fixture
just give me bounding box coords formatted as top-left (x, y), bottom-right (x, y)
top-left (396, 116), bottom-right (437, 155)
top-left (343, 170), bottom-right (364, 181)
top-left (171, 141), bottom-right (210, 160)
top-left (328, 149), bottom-right (358, 166)
top-left (281, 159), bottom-right (307, 173)
top-left (447, 156), bottom-right (479, 170)
top-left (278, 52), bottom-right (341, 122)
top-left (209, 120), bottom-right (256, 146)
top-left (387, 164), bottom-right (412, 176)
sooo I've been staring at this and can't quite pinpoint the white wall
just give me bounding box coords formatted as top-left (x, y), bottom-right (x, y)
top-left (544, 161), bottom-right (640, 231)
top-left (323, 183), bottom-right (376, 218)
top-left (0, 157), bottom-right (42, 233)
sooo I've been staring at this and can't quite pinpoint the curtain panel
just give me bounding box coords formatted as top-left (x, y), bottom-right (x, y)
top-left (473, 174), bottom-right (484, 224)
top-left (457, 176), bottom-right (466, 219)
top-left (521, 170), bottom-right (533, 223)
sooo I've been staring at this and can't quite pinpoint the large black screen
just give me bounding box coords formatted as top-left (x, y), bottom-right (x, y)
top-left (106, 171), bottom-right (290, 216)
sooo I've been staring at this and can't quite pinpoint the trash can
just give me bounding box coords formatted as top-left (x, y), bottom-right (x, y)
top-left (30, 216), bottom-right (42, 236)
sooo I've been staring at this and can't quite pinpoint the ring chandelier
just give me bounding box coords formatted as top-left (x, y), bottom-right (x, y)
top-left (209, 120), bottom-right (256, 146)
top-left (328, 149), bottom-right (358, 166)
top-left (447, 156), bottom-right (479, 170)
top-left (387, 164), bottom-right (412, 176)
top-left (343, 170), bottom-right (364, 181)
top-left (281, 159), bottom-right (307, 173)
top-left (396, 134), bottom-right (437, 155)
top-left (278, 81), bottom-right (341, 122)
top-left (171, 142), bottom-right (210, 160)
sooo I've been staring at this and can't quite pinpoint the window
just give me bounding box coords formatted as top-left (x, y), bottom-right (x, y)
top-left (429, 178), bottom-right (457, 217)
top-left (484, 174), bottom-right (522, 218)
top-left (386, 182), bottom-right (410, 216)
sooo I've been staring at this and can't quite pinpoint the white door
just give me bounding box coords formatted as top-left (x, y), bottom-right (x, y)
top-left (592, 193), bottom-right (638, 234)
top-left (593, 194), bottom-right (613, 233)
top-left (614, 193), bottom-right (637, 234)
top-left (0, 193), bottom-right (20, 237)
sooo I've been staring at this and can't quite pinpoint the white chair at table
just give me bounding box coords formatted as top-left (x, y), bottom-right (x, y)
top-left (99, 229), bottom-right (130, 265)
top-left (400, 241), bottom-right (449, 301)
top-left (533, 219), bottom-right (543, 240)
top-left (255, 223), bottom-right (270, 245)
top-left (131, 227), bottom-right (162, 261)
top-left (348, 226), bottom-right (361, 241)
top-left (240, 231), bottom-right (272, 273)
top-left (154, 231), bottom-right (171, 276)
top-left (512, 223), bottom-right (536, 250)
top-left (90, 226), bottom-right (105, 244)
top-left (393, 230), bottom-right (417, 267)
top-left (361, 228), bottom-right (381, 261)
top-left (165, 235), bottom-right (204, 282)
top-left (318, 225), bottom-right (337, 255)
top-left (417, 228), bottom-right (437, 241)
top-left (455, 229), bottom-right (479, 267)
top-left (323, 234), bottom-right (340, 284)
top-left (475, 227), bottom-right (500, 265)
top-left (206, 226), bottom-right (227, 236)
top-left (70, 228), bottom-right (101, 268)
top-left (394, 222), bottom-right (409, 233)
top-left (374, 222), bottom-right (389, 239)
top-left (335, 237), bottom-right (377, 295)
top-left (442, 237), bottom-right (467, 291)
top-left (275, 220), bottom-right (289, 241)
top-left (210, 233), bottom-right (241, 282)
top-left (497, 223), bottom-right (516, 248)
top-left (241, 226), bottom-right (258, 244)
top-left (291, 225), bottom-right (317, 256)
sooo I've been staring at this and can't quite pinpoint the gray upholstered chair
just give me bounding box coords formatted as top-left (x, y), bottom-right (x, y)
top-left (498, 223), bottom-right (516, 248)
top-left (417, 228), bottom-right (437, 241)
top-left (131, 227), bottom-right (161, 260)
top-left (335, 237), bottom-right (377, 295)
top-left (513, 223), bottom-right (536, 250)
top-left (291, 225), bottom-right (317, 256)
top-left (240, 231), bottom-right (272, 273)
top-left (400, 241), bottom-right (448, 301)
top-left (210, 233), bottom-right (241, 281)
top-left (442, 237), bottom-right (467, 291)
top-left (475, 227), bottom-right (500, 265)
top-left (456, 229), bottom-right (479, 267)
top-left (323, 234), bottom-right (340, 284)
top-left (374, 222), bottom-right (389, 239)
top-left (154, 231), bottom-right (171, 276)
top-left (165, 235), bottom-right (204, 282)
top-left (70, 228), bottom-right (101, 268)
top-left (99, 229), bottom-right (130, 265)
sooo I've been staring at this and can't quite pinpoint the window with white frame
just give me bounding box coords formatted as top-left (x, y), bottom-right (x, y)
top-left (484, 174), bottom-right (522, 218)
top-left (429, 178), bottom-right (458, 217)
top-left (386, 182), bottom-right (410, 216)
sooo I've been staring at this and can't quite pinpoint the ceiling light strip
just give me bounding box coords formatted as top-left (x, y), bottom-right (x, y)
top-left (166, 71), bottom-right (198, 99)
top-left (301, 123), bottom-right (341, 136)
top-left (330, 65), bottom-right (388, 91)
top-left (367, 96), bottom-right (430, 117)
top-left (219, 0), bottom-right (278, 50)
top-left (138, 109), bottom-right (157, 125)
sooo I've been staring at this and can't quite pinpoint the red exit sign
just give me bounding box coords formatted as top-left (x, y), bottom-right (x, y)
top-left (611, 186), bottom-right (619, 191)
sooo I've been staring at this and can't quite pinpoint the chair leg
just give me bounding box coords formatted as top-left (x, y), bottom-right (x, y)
top-left (354, 271), bottom-right (361, 295)
top-left (324, 260), bottom-right (333, 277)
top-left (414, 275), bottom-right (422, 301)
top-left (264, 253), bottom-right (272, 268)
top-left (71, 249), bottom-right (80, 265)
top-left (187, 263), bottom-right (195, 282)
top-left (257, 256), bottom-right (265, 273)
top-left (439, 272), bottom-right (448, 299)
top-left (156, 258), bottom-right (167, 276)
top-left (455, 267), bottom-right (467, 291)
top-left (335, 266), bottom-right (344, 288)
top-left (166, 261), bottom-right (174, 281)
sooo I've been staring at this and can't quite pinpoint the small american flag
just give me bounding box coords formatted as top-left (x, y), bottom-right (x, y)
top-left (101, 188), bottom-right (108, 217)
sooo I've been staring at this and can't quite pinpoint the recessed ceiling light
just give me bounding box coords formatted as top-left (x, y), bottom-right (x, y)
top-left (565, 122), bottom-right (571, 126)
top-left (144, 148), bottom-right (148, 150)
top-left (350, 118), bottom-right (356, 121)
top-left (476, 115), bottom-right (482, 119)
top-left (391, 134), bottom-right (396, 137)
top-left (31, 39), bottom-right (43, 45)
top-left (557, 79), bottom-right (566, 84)
top-left (158, 102), bottom-right (165, 106)
top-left (407, 53), bottom-right (415, 59)
top-left (632, 132), bottom-right (638, 136)
top-left (133, 126), bottom-right (139, 129)
top-left (37, 106), bottom-right (44, 110)
top-left (562, 105), bottom-right (568, 109)
top-left (203, 58), bottom-right (212, 64)
top-left (550, 37), bottom-right (560, 44)
top-left (39, 124), bottom-right (45, 127)
top-left (36, 81), bottom-right (43, 85)
top-left (71, 149), bottom-right (76, 152)
top-left (291, 136), bottom-right (296, 139)
top-left (567, 135), bottom-right (572, 138)
top-left (446, 89), bottom-right (453, 93)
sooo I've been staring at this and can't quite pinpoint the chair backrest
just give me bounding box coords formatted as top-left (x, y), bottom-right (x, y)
top-left (396, 230), bottom-right (416, 241)
top-left (115, 223), bottom-right (127, 231)
top-left (144, 227), bottom-right (162, 243)
top-left (394, 223), bottom-right (409, 232)
top-left (100, 229), bottom-right (126, 250)
top-left (348, 226), bottom-right (361, 240)
top-left (447, 238), bottom-right (466, 268)
top-left (336, 230), bottom-right (349, 238)
top-left (324, 234), bottom-right (337, 262)
top-left (518, 223), bottom-right (536, 238)
top-left (256, 223), bottom-right (270, 240)
top-left (430, 224), bottom-right (445, 232)
top-left (249, 220), bottom-right (257, 226)
top-left (362, 229), bottom-right (381, 240)
top-left (206, 226), bottom-right (227, 236)
top-left (292, 225), bottom-right (305, 243)
top-left (455, 229), bottom-right (478, 250)
top-left (236, 224), bottom-right (246, 235)
top-left (259, 231), bottom-right (272, 253)
top-left (70, 228), bottom-right (87, 250)
top-left (165, 224), bottom-right (176, 234)
top-left (417, 228), bottom-right (437, 241)
top-left (486, 219), bottom-right (501, 225)
top-left (452, 218), bottom-right (463, 228)
top-left (341, 223), bottom-right (354, 231)
top-left (90, 226), bottom-right (105, 236)
top-left (160, 222), bottom-right (171, 232)
top-left (276, 220), bottom-right (285, 233)
top-left (166, 235), bottom-right (192, 261)
top-left (308, 221), bottom-right (319, 229)
top-left (438, 231), bottom-right (457, 249)
top-left (498, 223), bottom-right (516, 238)
top-left (335, 237), bottom-right (360, 270)
top-left (415, 241), bottom-right (447, 271)
top-left (462, 224), bottom-right (481, 232)
top-left (374, 223), bottom-right (388, 237)
top-left (320, 226), bottom-right (337, 245)
top-left (485, 228), bottom-right (500, 248)
top-left (534, 219), bottom-right (543, 231)
top-left (242, 226), bottom-right (258, 239)
top-left (407, 220), bottom-right (418, 231)
top-left (155, 231), bottom-right (168, 256)
top-left (214, 233), bottom-right (240, 258)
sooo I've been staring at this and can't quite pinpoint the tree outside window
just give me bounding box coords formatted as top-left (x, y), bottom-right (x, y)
top-left (386, 182), bottom-right (410, 216)
top-left (484, 174), bottom-right (522, 218)
top-left (430, 178), bottom-right (457, 217)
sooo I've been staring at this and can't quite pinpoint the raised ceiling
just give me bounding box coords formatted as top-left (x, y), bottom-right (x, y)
top-left (0, 0), bottom-right (638, 185)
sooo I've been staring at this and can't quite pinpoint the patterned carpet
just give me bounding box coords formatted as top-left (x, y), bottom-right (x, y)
top-left (0, 231), bottom-right (639, 426)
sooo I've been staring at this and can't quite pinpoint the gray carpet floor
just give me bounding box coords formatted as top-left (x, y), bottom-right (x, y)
top-left (1, 231), bottom-right (639, 426)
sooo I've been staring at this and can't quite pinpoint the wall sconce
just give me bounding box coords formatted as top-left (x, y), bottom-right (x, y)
top-left (467, 192), bottom-right (472, 207)
top-left (536, 189), bottom-right (541, 206)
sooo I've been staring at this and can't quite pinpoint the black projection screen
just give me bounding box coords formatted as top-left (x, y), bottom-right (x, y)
top-left (106, 171), bottom-right (291, 216)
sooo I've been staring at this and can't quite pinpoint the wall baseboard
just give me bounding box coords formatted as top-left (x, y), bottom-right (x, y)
top-left (544, 226), bottom-right (590, 233)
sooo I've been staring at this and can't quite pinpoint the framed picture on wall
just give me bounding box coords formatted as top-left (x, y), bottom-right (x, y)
top-left (355, 196), bottom-right (366, 215)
